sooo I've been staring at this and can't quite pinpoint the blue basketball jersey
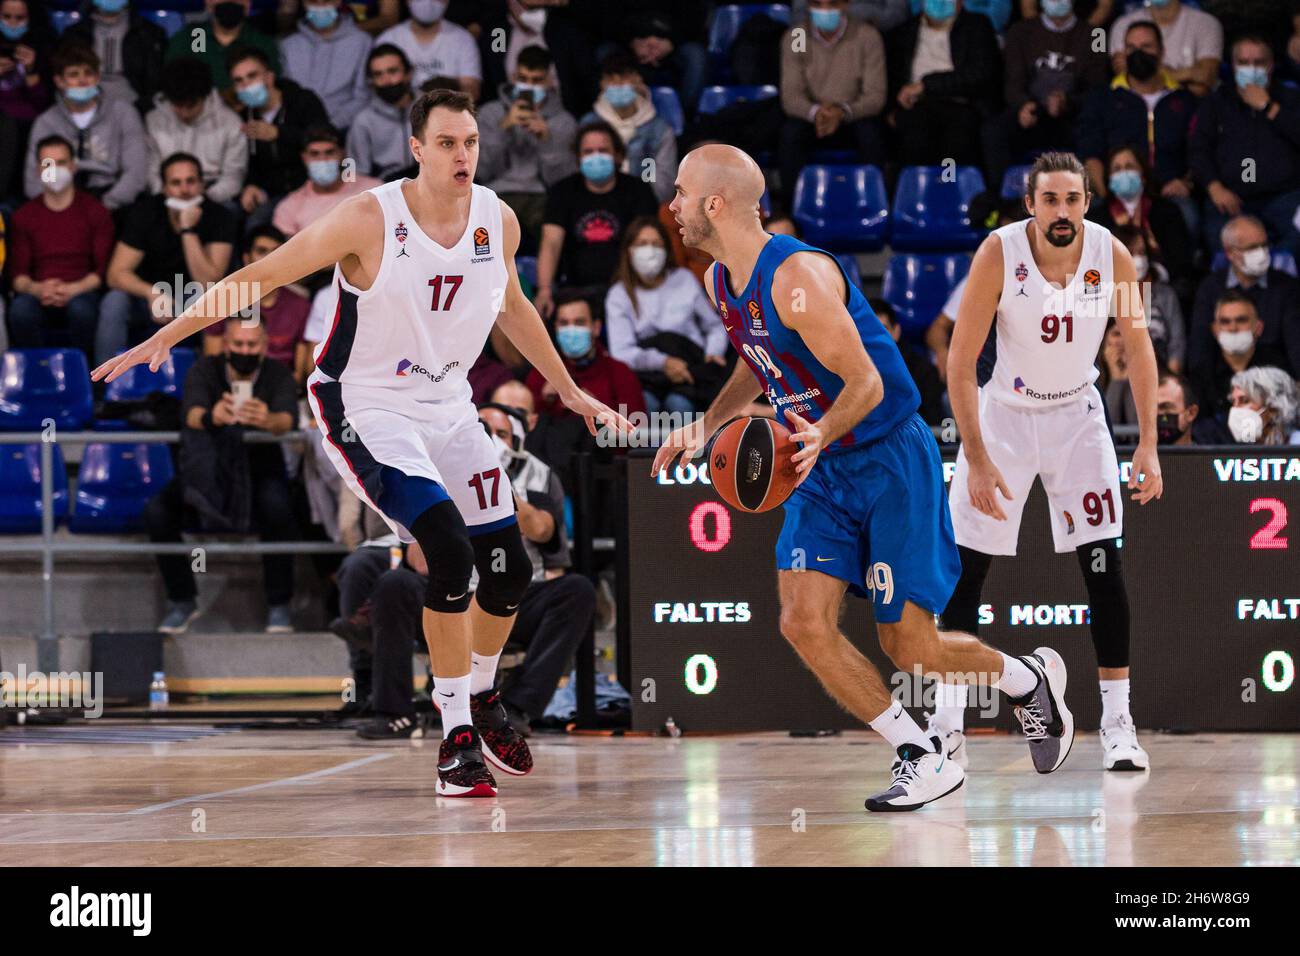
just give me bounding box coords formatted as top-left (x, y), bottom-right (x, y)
top-left (711, 234), bottom-right (919, 452)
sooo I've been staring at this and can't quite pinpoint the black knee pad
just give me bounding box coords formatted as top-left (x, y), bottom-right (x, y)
top-left (1075, 538), bottom-right (1130, 668)
top-left (410, 501), bottom-right (474, 613)
top-left (939, 546), bottom-right (994, 634)
top-left (470, 522), bottom-right (532, 617)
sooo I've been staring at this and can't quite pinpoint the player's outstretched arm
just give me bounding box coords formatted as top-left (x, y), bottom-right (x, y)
top-left (92, 194), bottom-right (380, 383)
top-left (1111, 235), bottom-right (1163, 505)
top-left (494, 200), bottom-right (633, 438)
top-left (950, 233), bottom-right (1013, 520)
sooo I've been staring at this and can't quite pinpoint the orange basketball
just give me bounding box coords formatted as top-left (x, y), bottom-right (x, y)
top-left (708, 417), bottom-right (800, 513)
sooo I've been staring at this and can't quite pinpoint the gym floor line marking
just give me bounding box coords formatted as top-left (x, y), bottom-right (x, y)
top-left (124, 753), bottom-right (396, 815)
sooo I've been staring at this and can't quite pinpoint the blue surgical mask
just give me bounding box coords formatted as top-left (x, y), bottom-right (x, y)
top-left (1235, 65), bottom-right (1269, 90)
top-left (93, 0), bottom-right (130, 11)
top-left (556, 326), bottom-right (593, 358)
top-left (307, 159), bottom-right (340, 186)
top-left (1041, 0), bottom-right (1072, 17)
top-left (810, 8), bottom-right (842, 31)
top-left (304, 4), bottom-right (338, 30)
top-left (580, 152), bottom-right (615, 183)
top-left (1147, 0), bottom-right (1171, 7)
top-left (63, 84), bottom-right (100, 104)
top-left (603, 84), bottom-right (637, 110)
top-left (514, 82), bottom-right (545, 105)
top-left (923, 0), bottom-right (956, 21)
top-left (1108, 169), bottom-right (1143, 200)
top-left (0, 21), bottom-right (28, 40)
top-left (237, 81), bottom-right (269, 108)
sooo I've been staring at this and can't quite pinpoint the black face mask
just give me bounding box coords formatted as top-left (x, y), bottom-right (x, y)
top-left (213, 2), bottom-right (246, 29)
top-left (375, 83), bottom-right (409, 104)
top-left (1156, 411), bottom-right (1184, 444)
top-left (228, 352), bottom-right (262, 376)
top-left (1126, 49), bottom-right (1159, 82)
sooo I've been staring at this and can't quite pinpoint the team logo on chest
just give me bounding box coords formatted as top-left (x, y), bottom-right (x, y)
top-left (395, 221), bottom-right (410, 258)
top-left (1014, 260), bottom-right (1028, 296)
top-left (747, 300), bottom-right (768, 336)
top-left (473, 227), bottom-right (490, 256)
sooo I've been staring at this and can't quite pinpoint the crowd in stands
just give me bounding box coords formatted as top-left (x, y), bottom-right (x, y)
top-left (4, 0), bottom-right (1300, 727)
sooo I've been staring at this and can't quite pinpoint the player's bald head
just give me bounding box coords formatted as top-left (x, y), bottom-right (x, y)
top-left (677, 144), bottom-right (765, 213)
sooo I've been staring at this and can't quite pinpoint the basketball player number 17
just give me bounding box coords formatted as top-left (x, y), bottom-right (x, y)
top-left (468, 468), bottom-right (502, 510)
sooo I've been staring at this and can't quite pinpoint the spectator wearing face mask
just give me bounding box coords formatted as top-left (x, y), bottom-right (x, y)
top-left (278, 2), bottom-right (370, 132)
top-left (166, 0), bottom-right (279, 91)
top-left (347, 44), bottom-right (417, 182)
top-left (534, 120), bottom-right (658, 318)
top-left (1156, 369), bottom-right (1222, 445)
top-left (98, 152), bottom-right (235, 363)
top-left (23, 43), bottom-right (147, 210)
top-left (1227, 365), bottom-right (1300, 445)
top-left (375, 0), bottom-right (480, 99)
top-left (580, 52), bottom-right (676, 204)
top-left (1189, 214), bottom-right (1300, 376)
top-left (476, 44), bottom-right (577, 251)
top-left (1112, 224), bottom-right (1185, 372)
top-left (229, 45), bottom-right (329, 225)
top-left (63, 0), bottom-right (167, 114)
top-left (1107, 0), bottom-right (1221, 98)
top-left (0, 0), bottom-right (53, 148)
top-left (1190, 289), bottom-right (1290, 424)
top-left (145, 56), bottom-right (247, 204)
top-left (271, 124), bottom-right (380, 236)
top-left (605, 216), bottom-right (727, 416)
top-left (1190, 34), bottom-right (1300, 254)
top-left (6, 134), bottom-right (113, 362)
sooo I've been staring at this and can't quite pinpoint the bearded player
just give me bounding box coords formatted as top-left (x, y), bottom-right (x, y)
top-left (654, 145), bottom-right (1078, 812)
top-left (935, 152), bottom-right (1163, 773)
top-left (94, 89), bottom-right (632, 798)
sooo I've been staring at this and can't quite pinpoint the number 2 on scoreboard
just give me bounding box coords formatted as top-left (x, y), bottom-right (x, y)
top-left (1249, 497), bottom-right (1289, 550)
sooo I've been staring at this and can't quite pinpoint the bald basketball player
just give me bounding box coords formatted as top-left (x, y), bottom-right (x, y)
top-left (652, 146), bottom-right (1076, 810)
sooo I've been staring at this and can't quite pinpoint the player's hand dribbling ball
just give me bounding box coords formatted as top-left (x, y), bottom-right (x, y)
top-left (708, 417), bottom-right (800, 513)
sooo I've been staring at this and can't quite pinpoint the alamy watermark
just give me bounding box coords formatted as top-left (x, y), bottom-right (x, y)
top-left (0, 664), bottom-right (103, 718)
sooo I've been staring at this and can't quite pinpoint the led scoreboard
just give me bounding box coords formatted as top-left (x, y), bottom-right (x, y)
top-left (625, 449), bottom-right (1300, 733)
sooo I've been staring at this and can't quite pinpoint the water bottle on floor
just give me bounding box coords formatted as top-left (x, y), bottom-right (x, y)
top-left (149, 672), bottom-right (169, 712)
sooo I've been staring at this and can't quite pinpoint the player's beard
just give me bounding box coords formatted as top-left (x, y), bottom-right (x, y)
top-left (681, 199), bottom-right (715, 249)
top-left (1045, 218), bottom-right (1078, 247)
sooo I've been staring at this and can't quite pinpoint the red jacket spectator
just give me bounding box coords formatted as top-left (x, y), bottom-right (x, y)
top-left (526, 345), bottom-right (647, 421)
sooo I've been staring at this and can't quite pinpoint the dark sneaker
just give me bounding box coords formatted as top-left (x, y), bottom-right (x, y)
top-left (328, 603), bottom-right (372, 649)
top-left (356, 714), bottom-right (419, 740)
top-left (865, 736), bottom-right (965, 812)
top-left (436, 725), bottom-right (498, 797)
top-left (265, 604), bottom-right (293, 634)
top-left (470, 689), bottom-right (533, 776)
top-left (158, 600), bottom-right (199, 634)
top-left (1011, 647), bottom-right (1075, 774)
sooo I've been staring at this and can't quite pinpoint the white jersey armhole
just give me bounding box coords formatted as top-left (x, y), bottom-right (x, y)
top-left (338, 183), bottom-right (400, 299)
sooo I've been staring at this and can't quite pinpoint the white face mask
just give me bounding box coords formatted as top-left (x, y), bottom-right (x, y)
top-left (630, 245), bottom-right (667, 280)
top-left (42, 165), bottom-right (74, 194)
top-left (1238, 245), bottom-right (1271, 277)
top-left (1131, 254), bottom-right (1148, 279)
top-left (1228, 405), bottom-right (1265, 443)
top-left (164, 195), bottom-right (203, 211)
top-left (516, 7), bottom-right (546, 32)
top-left (408, 0), bottom-right (446, 25)
top-left (1217, 329), bottom-right (1255, 355)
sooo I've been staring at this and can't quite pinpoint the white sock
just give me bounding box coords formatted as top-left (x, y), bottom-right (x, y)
top-left (433, 673), bottom-right (472, 737)
top-left (933, 682), bottom-right (968, 731)
top-left (869, 699), bottom-right (933, 751)
top-left (1099, 678), bottom-right (1130, 724)
top-left (993, 653), bottom-right (1038, 698)
top-left (470, 650), bottom-right (502, 695)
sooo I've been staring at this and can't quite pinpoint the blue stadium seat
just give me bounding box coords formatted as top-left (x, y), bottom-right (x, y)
top-left (651, 87), bottom-right (684, 136)
top-left (138, 9), bottom-right (185, 36)
top-left (1000, 164), bottom-right (1032, 201)
top-left (791, 164), bottom-right (889, 252)
top-left (515, 256), bottom-right (538, 289)
top-left (48, 9), bottom-right (81, 33)
top-left (834, 254), bottom-right (863, 293)
top-left (70, 443), bottom-right (174, 533)
top-left (882, 253), bottom-right (972, 337)
top-left (697, 84), bottom-right (779, 115)
top-left (0, 443), bottom-right (68, 534)
top-left (708, 5), bottom-right (791, 81)
top-left (890, 165), bottom-right (987, 251)
top-left (0, 350), bottom-right (94, 432)
top-left (103, 348), bottom-right (195, 402)
top-left (1209, 249), bottom-right (1298, 278)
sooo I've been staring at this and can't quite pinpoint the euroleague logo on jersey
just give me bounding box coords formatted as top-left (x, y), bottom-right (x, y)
top-left (1083, 268), bottom-right (1101, 294)
top-left (746, 300), bottom-right (768, 335)
top-left (473, 227), bottom-right (490, 256)
top-left (395, 358), bottom-right (460, 383)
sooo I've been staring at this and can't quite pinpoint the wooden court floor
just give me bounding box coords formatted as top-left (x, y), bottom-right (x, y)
top-left (1, 726), bottom-right (1296, 866)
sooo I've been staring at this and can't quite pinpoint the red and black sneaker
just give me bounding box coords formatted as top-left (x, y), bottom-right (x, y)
top-left (435, 725), bottom-right (498, 797)
top-left (470, 689), bottom-right (533, 776)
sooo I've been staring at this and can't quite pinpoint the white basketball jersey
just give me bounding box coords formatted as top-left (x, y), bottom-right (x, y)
top-left (313, 180), bottom-right (508, 409)
top-left (986, 218), bottom-right (1114, 409)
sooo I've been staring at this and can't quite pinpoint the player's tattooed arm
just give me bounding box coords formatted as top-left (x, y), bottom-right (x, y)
top-left (1110, 235), bottom-right (1163, 505)
top-left (950, 234), bottom-right (1013, 520)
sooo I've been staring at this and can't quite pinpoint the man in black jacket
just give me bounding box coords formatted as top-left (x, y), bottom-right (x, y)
top-left (885, 0), bottom-right (1000, 167)
top-left (65, 0), bottom-right (167, 114)
top-left (226, 45), bottom-right (329, 228)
